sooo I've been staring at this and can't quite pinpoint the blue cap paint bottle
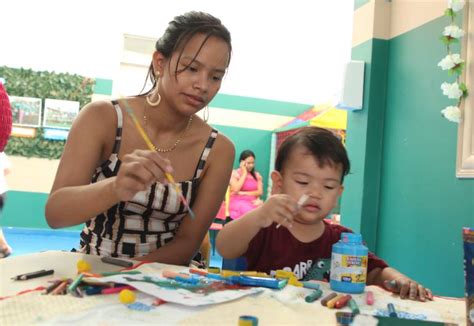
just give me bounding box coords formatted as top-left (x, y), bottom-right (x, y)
top-left (329, 232), bottom-right (368, 294)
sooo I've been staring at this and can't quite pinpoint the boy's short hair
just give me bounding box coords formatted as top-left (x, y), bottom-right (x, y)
top-left (275, 127), bottom-right (350, 182)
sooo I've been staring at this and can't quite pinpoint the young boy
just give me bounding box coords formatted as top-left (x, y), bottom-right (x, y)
top-left (216, 127), bottom-right (432, 301)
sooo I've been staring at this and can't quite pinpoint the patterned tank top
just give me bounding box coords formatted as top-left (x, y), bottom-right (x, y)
top-left (77, 100), bottom-right (218, 258)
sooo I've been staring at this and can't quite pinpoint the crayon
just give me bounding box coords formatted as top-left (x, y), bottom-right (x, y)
top-left (301, 281), bottom-right (320, 290)
top-left (189, 268), bottom-right (208, 276)
top-left (101, 285), bottom-right (135, 295)
top-left (348, 299), bottom-right (360, 315)
top-left (366, 290), bottom-right (374, 305)
top-left (321, 292), bottom-right (338, 306)
top-left (101, 256), bottom-right (133, 267)
top-left (305, 289), bottom-right (323, 303)
top-left (162, 270), bottom-right (191, 279)
top-left (11, 269), bottom-right (54, 281)
top-left (387, 303), bottom-right (398, 318)
top-left (51, 280), bottom-right (69, 295)
top-left (327, 294), bottom-right (344, 309)
top-left (334, 294), bottom-right (352, 309)
top-left (44, 280), bottom-right (62, 294)
top-left (101, 271), bottom-right (141, 277)
top-left (67, 273), bottom-right (84, 294)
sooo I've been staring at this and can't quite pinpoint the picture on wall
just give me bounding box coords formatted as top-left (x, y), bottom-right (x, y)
top-left (43, 99), bottom-right (80, 129)
top-left (9, 96), bottom-right (42, 127)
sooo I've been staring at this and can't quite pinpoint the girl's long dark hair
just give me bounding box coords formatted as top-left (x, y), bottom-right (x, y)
top-left (239, 150), bottom-right (257, 180)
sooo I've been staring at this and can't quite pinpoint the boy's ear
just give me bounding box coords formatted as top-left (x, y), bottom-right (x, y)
top-left (152, 51), bottom-right (166, 74)
top-left (338, 185), bottom-right (344, 197)
top-left (270, 170), bottom-right (283, 194)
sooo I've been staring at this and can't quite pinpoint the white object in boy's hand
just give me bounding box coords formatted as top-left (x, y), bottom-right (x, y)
top-left (275, 194), bottom-right (309, 229)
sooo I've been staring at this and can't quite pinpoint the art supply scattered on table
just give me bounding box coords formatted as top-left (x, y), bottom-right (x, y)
top-left (102, 285), bottom-right (136, 295)
top-left (67, 273), bottom-right (85, 294)
top-left (238, 315), bottom-right (259, 326)
top-left (335, 312), bottom-right (355, 326)
top-left (11, 269), bottom-right (54, 281)
top-left (302, 281), bottom-right (320, 290)
top-left (101, 256), bottom-right (134, 267)
top-left (366, 290), bottom-right (374, 305)
top-left (348, 298), bottom-right (360, 315)
top-left (327, 294), bottom-right (344, 309)
top-left (321, 292), bottom-right (338, 306)
top-left (305, 289), bottom-right (323, 303)
top-left (330, 232), bottom-right (368, 294)
top-left (119, 289), bottom-right (136, 304)
top-left (334, 294), bottom-right (352, 309)
top-left (76, 259), bottom-right (92, 273)
top-left (276, 193), bottom-right (309, 229)
top-left (387, 303), bottom-right (398, 318)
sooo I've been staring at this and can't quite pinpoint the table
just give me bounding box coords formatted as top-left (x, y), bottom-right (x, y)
top-left (0, 251), bottom-right (466, 325)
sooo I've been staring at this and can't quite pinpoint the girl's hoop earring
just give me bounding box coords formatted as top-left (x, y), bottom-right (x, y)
top-left (146, 71), bottom-right (161, 107)
top-left (203, 106), bottom-right (209, 122)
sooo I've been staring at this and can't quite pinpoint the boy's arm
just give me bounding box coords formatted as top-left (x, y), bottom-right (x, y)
top-left (215, 207), bottom-right (265, 259)
top-left (367, 267), bottom-right (433, 301)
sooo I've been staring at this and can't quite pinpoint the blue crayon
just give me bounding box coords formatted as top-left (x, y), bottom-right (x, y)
top-left (387, 303), bottom-right (398, 318)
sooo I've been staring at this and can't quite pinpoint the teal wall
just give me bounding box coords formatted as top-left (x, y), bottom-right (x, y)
top-left (343, 14), bottom-right (473, 297)
top-left (2, 191), bottom-right (82, 230)
top-left (213, 125), bottom-right (272, 197)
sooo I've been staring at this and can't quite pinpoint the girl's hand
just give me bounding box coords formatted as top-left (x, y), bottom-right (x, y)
top-left (113, 149), bottom-right (173, 201)
top-left (256, 194), bottom-right (298, 228)
top-left (239, 160), bottom-right (248, 174)
top-left (383, 279), bottom-right (433, 302)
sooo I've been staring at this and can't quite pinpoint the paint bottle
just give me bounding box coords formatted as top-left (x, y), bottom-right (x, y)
top-left (329, 232), bottom-right (368, 294)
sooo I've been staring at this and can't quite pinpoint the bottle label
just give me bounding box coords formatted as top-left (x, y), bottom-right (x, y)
top-left (330, 253), bottom-right (368, 284)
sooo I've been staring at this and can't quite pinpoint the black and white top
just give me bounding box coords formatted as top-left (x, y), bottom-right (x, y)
top-left (77, 100), bottom-right (218, 258)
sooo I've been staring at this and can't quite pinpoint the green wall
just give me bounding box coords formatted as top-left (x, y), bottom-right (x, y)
top-left (2, 191), bottom-right (82, 230)
top-left (378, 16), bottom-right (473, 297)
top-left (344, 14), bottom-right (473, 297)
top-left (213, 125), bottom-right (272, 197)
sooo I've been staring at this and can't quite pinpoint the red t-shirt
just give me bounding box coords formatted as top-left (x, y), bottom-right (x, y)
top-left (244, 220), bottom-right (388, 280)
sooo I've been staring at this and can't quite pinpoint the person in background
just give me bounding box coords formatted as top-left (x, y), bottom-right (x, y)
top-left (217, 127), bottom-right (433, 301)
top-left (0, 79), bottom-right (13, 258)
top-left (45, 12), bottom-right (235, 266)
top-left (228, 150), bottom-right (263, 221)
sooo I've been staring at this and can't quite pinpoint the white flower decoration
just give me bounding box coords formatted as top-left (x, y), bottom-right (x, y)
top-left (438, 53), bottom-right (464, 70)
top-left (441, 106), bottom-right (462, 123)
top-left (448, 0), bottom-right (465, 12)
top-left (441, 82), bottom-right (463, 99)
top-left (443, 25), bottom-right (465, 39)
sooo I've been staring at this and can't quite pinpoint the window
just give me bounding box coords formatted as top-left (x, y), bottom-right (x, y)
top-left (457, 3), bottom-right (474, 178)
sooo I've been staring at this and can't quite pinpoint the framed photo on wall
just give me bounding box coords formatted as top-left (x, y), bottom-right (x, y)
top-left (9, 96), bottom-right (42, 127)
top-left (43, 98), bottom-right (80, 129)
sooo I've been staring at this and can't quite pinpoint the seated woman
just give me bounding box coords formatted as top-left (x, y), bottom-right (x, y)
top-left (228, 150), bottom-right (263, 221)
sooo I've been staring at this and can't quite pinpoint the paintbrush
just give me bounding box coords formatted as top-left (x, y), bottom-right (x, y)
top-left (276, 193), bottom-right (309, 229)
top-left (119, 97), bottom-right (195, 219)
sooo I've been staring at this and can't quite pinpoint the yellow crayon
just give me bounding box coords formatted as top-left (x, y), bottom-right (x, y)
top-left (327, 294), bottom-right (344, 309)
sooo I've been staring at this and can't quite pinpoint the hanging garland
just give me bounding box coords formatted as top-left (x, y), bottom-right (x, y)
top-left (437, 0), bottom-right (468, 123)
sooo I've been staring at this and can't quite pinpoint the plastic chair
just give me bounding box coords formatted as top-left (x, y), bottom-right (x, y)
top-left (209, 187), bottom-right (230, 256)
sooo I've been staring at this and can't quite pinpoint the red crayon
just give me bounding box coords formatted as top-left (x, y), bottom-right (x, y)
top-left (335, 294), bottom-right (352, 309)
top-left (101, 285), bottom-right (135, 295)
top-left (366, 290), bottom-right (374, 305)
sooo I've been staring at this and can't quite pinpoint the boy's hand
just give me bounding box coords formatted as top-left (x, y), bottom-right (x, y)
top-left (257, 194), bottom-right (298, 228)
top-left (383, 279), bottom-right (433, 302)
